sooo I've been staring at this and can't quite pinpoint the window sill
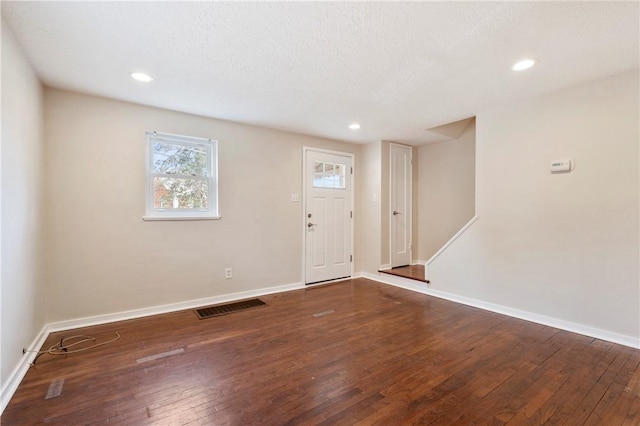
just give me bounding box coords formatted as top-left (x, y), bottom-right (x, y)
top-left (142, 216), bottom-right (222, 221)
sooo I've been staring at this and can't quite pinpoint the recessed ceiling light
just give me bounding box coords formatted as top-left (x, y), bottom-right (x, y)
top-left (349, 123), bottom-right (361, 130)
top-left (131, 72), bottom-right (153, 82)
top-left (512, 59), bottom-right (536, 71)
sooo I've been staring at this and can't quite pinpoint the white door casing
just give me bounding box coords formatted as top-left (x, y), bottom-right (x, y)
top-left (304, 148), bottom-right (353, 284)
top-left (390, 143), bottom-right (412, 267)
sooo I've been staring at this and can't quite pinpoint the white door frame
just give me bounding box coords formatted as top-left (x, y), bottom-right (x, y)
top-left (389, 142), bottom-right (412, 267)
top-left (302, 147), bottom-right (355, 284)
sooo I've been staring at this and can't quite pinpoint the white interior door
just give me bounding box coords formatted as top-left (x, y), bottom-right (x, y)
top-left (390, 143), bottom-right (412, 267)
top-left (305, 149), bottom-right (353, 284)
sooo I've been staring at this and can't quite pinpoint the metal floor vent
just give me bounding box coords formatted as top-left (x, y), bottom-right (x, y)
top-left (195, 299), bottom-right (266, 319)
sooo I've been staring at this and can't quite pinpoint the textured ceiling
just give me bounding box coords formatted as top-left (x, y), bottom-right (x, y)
top-left (2, 2), bottom-right (638, 145)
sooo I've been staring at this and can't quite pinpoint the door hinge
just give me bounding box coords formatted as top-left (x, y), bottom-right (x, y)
top-left (350, 255), bottom-right (353, 262)
top-left (350, 211), bottom-right (353, 219)
top-left (350, 167), bottom-right (353, 174)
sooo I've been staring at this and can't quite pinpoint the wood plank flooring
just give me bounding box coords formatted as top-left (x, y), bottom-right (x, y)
top-left (3, 278), bottom-right (639, 425)
top-left (380, 264), bottom-right (428, 283)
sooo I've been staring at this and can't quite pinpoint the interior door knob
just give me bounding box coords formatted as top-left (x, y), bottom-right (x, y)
top-left (307, 222), bottom-right (317, 228)
top-left (393, 211), bottom-right (401, 216)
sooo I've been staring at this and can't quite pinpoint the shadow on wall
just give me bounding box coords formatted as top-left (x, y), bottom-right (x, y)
top-left (418, 117), bottom-right (476, 262)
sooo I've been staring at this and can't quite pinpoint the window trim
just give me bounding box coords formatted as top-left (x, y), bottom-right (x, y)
top-left (143, 131), bottom-right (220, 221)
top-left (312, 160), bottom-right (347, 189)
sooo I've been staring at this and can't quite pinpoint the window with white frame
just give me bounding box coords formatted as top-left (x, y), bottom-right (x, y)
top-left (145, 131), bottom-right (219, 219)
top-left (313, 160), bottom-right (346, 189)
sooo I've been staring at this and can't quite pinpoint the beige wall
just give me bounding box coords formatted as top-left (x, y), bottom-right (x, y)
top-left (44, 88), bottom-right (361, 322)
top-left (429, 70), bottom-right (639, 340)
top-left (1, 22), bottom-right (46, 399)
top-left (418, 120), bottom-right (476, 260)
top-left (356, 142), bottom-right (381, 274)
top-left (380, 141), bottom-right (390, 267)
top-left (411, 146), bottom-right (419, 263)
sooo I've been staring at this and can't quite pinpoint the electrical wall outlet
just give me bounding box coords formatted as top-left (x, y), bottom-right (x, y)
top-left (225, 268), bottom-right (233, 279)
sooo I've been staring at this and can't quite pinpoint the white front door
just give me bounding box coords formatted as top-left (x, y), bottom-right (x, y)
top-left (304, 149), bottom-right (353, 284)
top-left (390, 143), bottom-right (412, 267)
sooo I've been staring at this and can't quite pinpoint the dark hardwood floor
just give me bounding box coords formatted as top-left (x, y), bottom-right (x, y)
top-left (380, 264), bottom-right (428, 283)
top-left (3, 278), bottom-right (639, 425)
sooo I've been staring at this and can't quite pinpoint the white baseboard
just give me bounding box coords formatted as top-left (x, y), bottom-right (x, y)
top-left (1, 281), bottom-right (305, 415)
top-left (47, 281), bottom-right (304, 332)
top-left (1, 324), bottom-right (49, 414)
top-left (380, 262), bottom-right (426, 269)
top-left (362, 272), bottom-right (640, 349)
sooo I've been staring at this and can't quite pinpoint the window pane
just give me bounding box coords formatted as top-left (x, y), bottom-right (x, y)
top-left (313, 172), bottom-right (345, 189)
top-left (153, 142), bottom-right (209, 177)
top-left (153, 177), bottom-right (209, 209)
top-left (312, 161), bottom-right (346, 188)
